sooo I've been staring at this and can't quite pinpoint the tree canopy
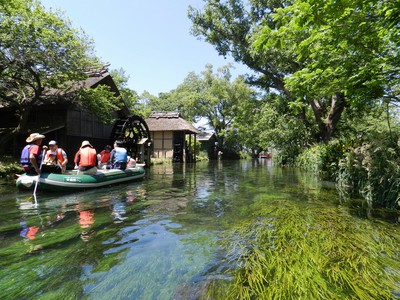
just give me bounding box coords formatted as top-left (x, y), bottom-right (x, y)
top-left (161, 64), bottom-right (256, 156)
top-left (0, 0), bottom-right (120, 144)
top-left (189, 0), bottom-right (400, 143)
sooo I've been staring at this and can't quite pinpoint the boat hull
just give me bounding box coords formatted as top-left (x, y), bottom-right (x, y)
top-left (16, 167), bottom-right (145, 191)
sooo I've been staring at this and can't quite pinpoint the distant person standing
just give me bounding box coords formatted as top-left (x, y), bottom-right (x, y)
top-left (74, 141), bottom-right (98, 175)
top-left (46, 140), bottom-right (68, 172)
top-left (110, 140), bottom-right (128, 170)
top-left (20, 133), bottom-right (46, 175)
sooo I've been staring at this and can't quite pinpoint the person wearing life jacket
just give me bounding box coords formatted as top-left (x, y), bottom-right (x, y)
top-left (126, 156), bottom-right (137, 168)
top-left (110, 140), bottom-right (128, 170)
top-left (74, 140), bottom-right (98, 175)
top-left (41, 150), bottom-right (62, 174)
top-left (97, 145), bottom-right (112, 169)
top-left (46, 140), bottom-right (68, 172)
top-left (20, 133), bottom-right (45, 175)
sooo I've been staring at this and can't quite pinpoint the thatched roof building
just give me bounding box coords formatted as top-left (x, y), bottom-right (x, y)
top-left (0, 67), bottom-right (129, 159)
top-left (145, 112), bottom-right (199, 162)
top-left (145, 112), bottom-right (199, 133)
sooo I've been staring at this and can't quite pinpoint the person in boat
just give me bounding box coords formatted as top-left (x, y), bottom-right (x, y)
top-left (46, 140), bottom-right (68, 172)
top-left (74, 140), bottom-right (98, 175)
top-left (20, 133), bottom-right (46, 175)
top-left (110, 140), bottom-right (128, 170)
top-left (126, 156), bottom-right (137, 168)
top-left (97, 145), bottom-right (112, 170)
top-left (41, 150), bottom-right (62, 174)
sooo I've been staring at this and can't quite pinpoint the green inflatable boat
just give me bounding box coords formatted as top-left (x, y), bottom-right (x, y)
top-left (16, 167), bottom-right (145, 192)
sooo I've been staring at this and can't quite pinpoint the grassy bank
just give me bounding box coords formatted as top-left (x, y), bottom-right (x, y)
top-left (0, 158), bottom-right (24, 178)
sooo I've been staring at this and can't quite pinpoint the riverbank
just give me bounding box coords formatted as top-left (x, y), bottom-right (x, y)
top-left (0, 158), bottom-right (23, 178)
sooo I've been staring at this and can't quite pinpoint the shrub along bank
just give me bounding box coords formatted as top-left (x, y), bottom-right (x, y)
top-left (293, 134), bottom-right (400, 209)
top-left (0, 157), bottom-right (24, 178)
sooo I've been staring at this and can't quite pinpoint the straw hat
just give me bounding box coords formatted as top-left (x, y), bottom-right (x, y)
top-left (26, 133), bottom-right (45, 143)
top-left (81, 140), bottom-right (93, 148)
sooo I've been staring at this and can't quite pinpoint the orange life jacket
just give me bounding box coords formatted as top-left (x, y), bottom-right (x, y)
top-left (100, 150), bottom-right (111, 163)
top-left (78, 147), bottom-right (97, 167)
top-left (45, 148), bottom-right (65, 164)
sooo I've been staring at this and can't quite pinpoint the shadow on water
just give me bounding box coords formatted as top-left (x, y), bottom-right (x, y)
top-left (0, 160), bottom-right (399, 299)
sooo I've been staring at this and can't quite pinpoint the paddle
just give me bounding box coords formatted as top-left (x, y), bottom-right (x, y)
top-left (33, 149), bottom-right (46, 206)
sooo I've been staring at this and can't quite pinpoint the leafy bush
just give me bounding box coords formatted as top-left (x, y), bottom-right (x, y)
top-left (337, 134), bottom-right (400, 208)
top-left (0, 161), bottom-right (24, 178)
top-left (296, 140), bottom-right (347, 180)
top-left (196, 151), bottom-right (209, 161)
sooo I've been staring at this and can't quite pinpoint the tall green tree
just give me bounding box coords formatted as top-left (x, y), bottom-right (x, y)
top-left (253, 0), bottom-right (399, 142)
top-left (189, 0), bottom-right (399, 143)
top-left (110, 68), bottom-right (140, 115)
top-left (168, 64), bottom-right (256, 156)
top-left (0, 0), bottom-right (118, 148)
top-left (189, 0), bottom-right (293, 92)
top-left (139, 90), bottom-right (181, 116)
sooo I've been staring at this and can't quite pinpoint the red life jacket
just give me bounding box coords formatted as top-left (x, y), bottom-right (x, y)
top-left (78, 147), bottom-right (97, 167)
top-left (100, 150), bottom-right (111, 163)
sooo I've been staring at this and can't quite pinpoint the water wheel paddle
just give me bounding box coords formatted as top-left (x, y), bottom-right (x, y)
top-left (110, 115), bottom-right (150, 162)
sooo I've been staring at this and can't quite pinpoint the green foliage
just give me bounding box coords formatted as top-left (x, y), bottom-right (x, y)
top-left (0, 0), bottom-right (122, 143)
top-left (150, 158), bottom-right (172, 165)
top-left (139, 91), bottom-right (181, 118)
top-left (0, 0), bottom-right (99, 104)
top-left (196, 150), bottom-right (209, 161)
top-left (110, 68), bottom-right (140, 115)
top-left (296, 140), bottom-right (347, 180)
top-left (190, 0), bottom-right (399, 144)
top-left (77, 85), bottom-right (121, 124)
top-left (255, 94), bottom-right (315, 165)
top-left (337, 133), bottom-right (400, 208)
top-left (163, 64), bottom-right (256, 157)
top-left (0, 161), bottom-right (23, 177)
top-left (189, 0), bottom-right (292, 92)
top-left (262, 0), bottom-right (397, 105)
top-left (253, 0), bottom-right (399, 142)
top-left (185, 137), bottom-right (200, 155)
top-left (238, 151), bottom-right (252, 159)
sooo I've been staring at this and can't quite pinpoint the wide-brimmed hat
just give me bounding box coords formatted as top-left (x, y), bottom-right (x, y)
top-left (81, 140), bottom-right (93, 148)
top-left (26, 133), bottom-right (45, 143)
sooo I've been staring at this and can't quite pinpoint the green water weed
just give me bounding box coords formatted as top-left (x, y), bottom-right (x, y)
top-left (206, 202), bottom-right (400, 299)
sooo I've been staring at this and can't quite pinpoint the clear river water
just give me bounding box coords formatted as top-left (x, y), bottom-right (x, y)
top-left (0, 160), bottom-right (399, 299)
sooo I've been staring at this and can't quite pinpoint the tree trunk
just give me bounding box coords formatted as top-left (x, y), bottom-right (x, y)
top-left (310, 92), bottom-right (346, 143)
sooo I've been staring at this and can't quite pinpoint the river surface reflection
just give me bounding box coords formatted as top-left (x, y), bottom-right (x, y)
top-left (0, 160), bottom-right (399, 299)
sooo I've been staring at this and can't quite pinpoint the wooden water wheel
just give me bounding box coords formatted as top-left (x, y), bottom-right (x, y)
top-left (110, 115), bottom-right (151, 163)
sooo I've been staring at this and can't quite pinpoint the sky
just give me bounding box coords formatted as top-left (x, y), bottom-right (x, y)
top-left (40, 0), bottom-right (248, 96)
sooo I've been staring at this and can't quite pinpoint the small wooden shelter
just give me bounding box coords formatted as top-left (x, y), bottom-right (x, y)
top-left (197, 132), bottom-right (218, 159)
top-left (145, 112), bottom-right (199, 162)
